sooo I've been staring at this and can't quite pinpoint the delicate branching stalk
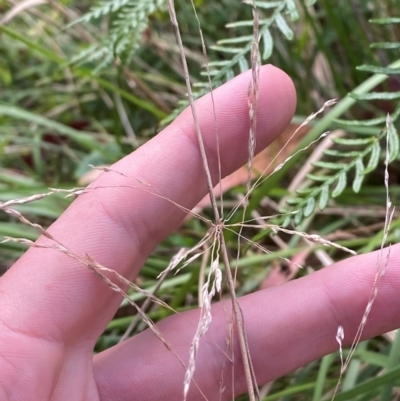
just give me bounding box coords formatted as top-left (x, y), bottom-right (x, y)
top-left (229, 223), bottom-right (356, 255)
top-left (189, 0), bottom-right (224, 217)
top-left (118, 248), bottom-right (183, 342)
top-left (167, 1), bottom-right (259, 399)
top-left (0, 207), bottom-right (179, 340)
top-left (167, 0), bottom-right (218, 219)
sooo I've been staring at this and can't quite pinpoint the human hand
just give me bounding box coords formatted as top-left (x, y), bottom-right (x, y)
top-left (1, 65), bottom-right (399, 401)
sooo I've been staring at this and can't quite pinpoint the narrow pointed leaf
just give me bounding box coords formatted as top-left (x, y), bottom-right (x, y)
top-left (275, 13), bottom-right (294, 40)
top-left (246, 1), bottom-right (282, 9)
top-left (312, 161), bottom-right (347, 170)
top-left (332, 171), bottom-right (347, 197)
top-left (369, 17), bottom-right (400, 24)
top-left (286, 0), bottom-right (299, 21)
top-left (352, 158), bottom-right (365, 193)
top-left (388, 122), bottom-right (400, 162)
top-left (332, 137), bottom-right (374, 146)
top-left (351, 91), bottom-right (400, 101)
top-left (238, 57), bottom-right (249, 73)
top-left (225, 69), bottom-right (235, 81)
top-left (226, 20), bottom-right (254, 28)
top-left (304, 197), bottom-right (316, 217)
top-left (208, 60), bottom-right (230, 67)
top-left (364, 140), bottom-right (381, 173)
top-left (262, 29), bottom-right (273, 60)
top-left (218, 35), bottom-right (253, 44)
top-left (286, 197), bottom-right (303, 205)
top-left (370, 42), bottom-right (400, 50)
top-left (319, 184), bottom-right (330, 210)
top-left (334, 116), bottom-right (387, 127)
top-left (324, 149), bottom-right (360, 157)
top-left (357, 65), bottom-right (400, 75)
top-left (0, 104), bottom-right (104, 151)
top-left (307, 173), bottom-right (331, 182)
top-left (210, 46), bottom-right (245, 54)
top-left (294, 208), bottom-right (303, 225)
top-left (282, 215), bottom-right (291, 228)
top-left (296, 187), bottom-right (314, 195)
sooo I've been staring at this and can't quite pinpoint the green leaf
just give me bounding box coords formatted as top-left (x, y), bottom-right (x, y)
top-left (351, 91), bottom-right (400, 101)
top-left (0, 222), bottom-right (38, 241)
top-left (357, 65), bottom-right (400, 75)
top-left (354, 349), bottom-right (389, 367)
top-left (225, 69), bottom-right (235, 81)
top-left (210, 46), bottom-right (244, 53)
top-left (370, 42), bottom-right (400, 50)
top-left (296, 187), bottom-right (314, 195)
top-left (332, 171), bottom-right (347, 197)
top-left (248, 1), bottom-right (282, 10)
top-left (262, 29), bottom-right (273, 60)
top-left (0, 103), bottom-right (106, 151)
top-left (335, 116), bottom-right (387, 127)
top-left (208, 60), bottom-right (230, 67)
top-left (352, 158), bottom-right (365, 193)
top-left (275, 13), bottom-right (294, 40)
top-left (312, 161), bottom-right (347, 170)
top-left (238, 57), bottom-right (249, 72)
top-left (218, 35), bottom-right (253, 45)
top-left (307, 173), bottom-right (331, 182)
top-left (319, 184), bottom-right (330, 210)
top-left (304, 197), bottom-right (316, 217)
top-left (332, 366), bottom-right (400, 401)
top-left (294, 208), bottom-right (303, 225)
top-left (282, 215), bottom-right (291, 228)
top-left (324, 149), bottom-right (360, 157)
top-left (332, 137), bottom-right (374, 146)
top-left (0, 169), bottom-right (40, 188)
top-left (369, 17), bottom-right (400, 24)
top-left (364, 140), bottom-right (381, 173)
top-left (286, 0), bottom-right (299, 21)
top-left (388, 121), bottom-right (400, 162)
top-left (286, 197), bottom-right (303, 205)
top-left (226, 20), bottom-right (254, 28)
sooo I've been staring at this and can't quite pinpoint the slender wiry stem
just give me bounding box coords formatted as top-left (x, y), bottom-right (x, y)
top-left (219, 230), bottom-right (258, 401)
top-left (167, 0), bottom-right (219, 220)
top-left (167, 1), bottom-right (258, 399)
top-left (189, 0), bottom-right (224, 218)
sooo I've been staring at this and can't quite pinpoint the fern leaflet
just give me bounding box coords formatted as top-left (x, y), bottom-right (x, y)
top-left (282, 17), bottom-right (400, 226)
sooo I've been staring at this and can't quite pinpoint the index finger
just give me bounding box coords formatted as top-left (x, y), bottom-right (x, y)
top-left (0, 65), bottom-right (296, 345)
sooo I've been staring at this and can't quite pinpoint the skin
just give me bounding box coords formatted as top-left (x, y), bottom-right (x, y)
top-left (0, 64), bottom-right (399, 401)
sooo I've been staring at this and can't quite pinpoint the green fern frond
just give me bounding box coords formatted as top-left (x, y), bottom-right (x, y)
top-left (282, 17), bottom-right (400, 227)
top-left (76, 0), bottom-right (133, 22)
top-left (163, 0), bottom-right (306, 124)
top-left (70, 0), bottom-right (166, 70)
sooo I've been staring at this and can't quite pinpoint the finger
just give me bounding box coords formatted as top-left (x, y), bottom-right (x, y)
top-left (94, 245), bottom-right (400, 401)
top-left (0, 65), bottom-right (296, 344)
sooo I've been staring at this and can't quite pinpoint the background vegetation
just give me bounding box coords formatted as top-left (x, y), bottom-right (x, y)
top-left (1, 0), bottom-right (400, 399)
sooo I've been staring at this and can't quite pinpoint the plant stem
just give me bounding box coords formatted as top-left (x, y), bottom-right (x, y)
top-left (167, 1), bottom-right (258, 399)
